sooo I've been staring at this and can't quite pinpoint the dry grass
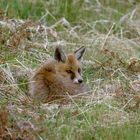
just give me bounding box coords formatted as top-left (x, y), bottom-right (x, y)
top-left (0, 0), bottom-right (140, 139)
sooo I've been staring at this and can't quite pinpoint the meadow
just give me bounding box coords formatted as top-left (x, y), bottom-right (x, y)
top-left (0, 0), bottom-right (140, 139)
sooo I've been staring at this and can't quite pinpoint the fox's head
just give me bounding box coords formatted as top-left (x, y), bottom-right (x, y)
top-left (54, 46), bottom-right (85, 84)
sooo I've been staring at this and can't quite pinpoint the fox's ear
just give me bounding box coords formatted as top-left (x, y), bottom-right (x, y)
top-left (55, 47), bottom-right (67, 62)
top-left (74, 46), bottom-right (85, 61)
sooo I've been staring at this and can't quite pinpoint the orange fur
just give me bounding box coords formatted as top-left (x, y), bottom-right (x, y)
top-left (29, 47), bottom-right (89, 103)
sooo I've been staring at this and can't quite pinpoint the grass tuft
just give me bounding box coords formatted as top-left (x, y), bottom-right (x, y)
top-left (0, 0), bottom-right (140, 139)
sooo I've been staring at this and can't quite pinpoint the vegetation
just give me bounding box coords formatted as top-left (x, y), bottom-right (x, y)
top-left (0, 0), bottom-right (140, 139)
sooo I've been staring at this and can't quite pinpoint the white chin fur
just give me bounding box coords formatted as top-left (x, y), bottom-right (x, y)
top-left (73, 78), bottom-right (79, 84)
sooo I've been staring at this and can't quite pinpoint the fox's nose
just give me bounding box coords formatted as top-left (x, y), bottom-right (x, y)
top-left (78, 79), bottom-right (83, 83)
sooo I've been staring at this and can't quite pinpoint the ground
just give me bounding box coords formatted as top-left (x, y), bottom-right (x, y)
top-left (0, 0), bottom-right (140, 140)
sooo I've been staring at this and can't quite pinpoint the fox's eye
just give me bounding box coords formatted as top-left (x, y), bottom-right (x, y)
top-left (66, 70), bottom-right (73, 73)
top-left (78, 68), bottom-right (81, 73)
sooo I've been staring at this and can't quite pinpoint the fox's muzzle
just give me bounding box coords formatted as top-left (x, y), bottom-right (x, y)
top-left (73, 75), bottom-right (83, 84)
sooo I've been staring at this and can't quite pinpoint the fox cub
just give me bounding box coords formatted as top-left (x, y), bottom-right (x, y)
top-left (29, 46), bottom-right (89, 103)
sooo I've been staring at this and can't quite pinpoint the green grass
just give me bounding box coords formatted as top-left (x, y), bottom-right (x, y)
top-left (0, 0), bottom-right (136, 32)
top-left (0, 0), bottom-right (140, 139)
top-left (0, 0), bottom-right (45, 20)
